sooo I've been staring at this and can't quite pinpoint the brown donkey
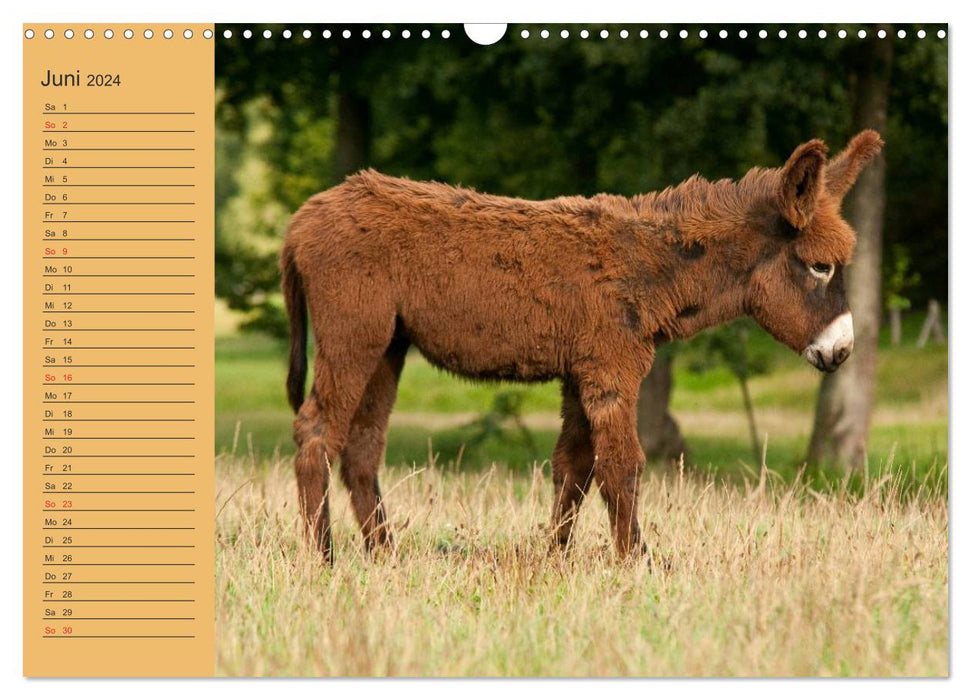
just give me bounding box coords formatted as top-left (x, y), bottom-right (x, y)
top-left (281, 131), bottom-right (883, 562)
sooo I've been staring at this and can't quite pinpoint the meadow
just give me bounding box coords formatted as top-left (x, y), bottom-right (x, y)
top-left (214, 308), bottom-right (948, 676)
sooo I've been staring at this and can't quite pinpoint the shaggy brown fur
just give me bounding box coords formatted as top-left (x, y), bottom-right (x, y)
top-left (282, 131), bottom-right (883, 560)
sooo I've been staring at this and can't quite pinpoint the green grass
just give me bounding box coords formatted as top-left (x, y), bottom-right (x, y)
top-left (216, 308), bottom-right (947, 495)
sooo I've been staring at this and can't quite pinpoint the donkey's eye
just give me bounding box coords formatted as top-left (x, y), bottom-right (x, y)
top-left (810, 262), bottom-right (833, 275)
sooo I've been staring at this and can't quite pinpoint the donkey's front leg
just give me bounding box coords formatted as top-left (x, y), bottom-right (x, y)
top-left (581, 387), bottom-right (645, 557)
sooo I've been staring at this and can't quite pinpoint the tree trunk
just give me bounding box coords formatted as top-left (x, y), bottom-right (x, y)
top-left (738, 374), bottom-right (761, 464)
top-left (807, 27), bottom-right (892, 469)
top-left (637, 347), bottom-right (687, 462)
top-left (335, 87), bottom-right (371, 178)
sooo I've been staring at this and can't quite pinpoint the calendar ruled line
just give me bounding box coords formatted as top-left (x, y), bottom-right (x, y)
top-left (44, 618), bottom-right (197, 621)
top-left (43, 111), bottom-right (196, 115)
top-left (43, 528), bottom-right (196, 531)
top-left (43, 148), bottom-right (196, 151)
top-left (43, 600), bottom-right (196, 603)
top-left (43, 636), bottom-right (197, 639)
top-left (43, 130), bottom-right (196, 133)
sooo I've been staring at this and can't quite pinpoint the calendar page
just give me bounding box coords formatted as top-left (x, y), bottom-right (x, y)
top-left (21, 20), bottom-right (950, 679)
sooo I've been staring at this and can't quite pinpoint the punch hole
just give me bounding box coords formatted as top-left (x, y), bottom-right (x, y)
top-left (64, 29), bottom-right (74, 39)
top-left (540, 29), bottom-right (549, 39)
top-left (421, 29), bottom-right (431, 39)
top-left (144, 29), bottom-right (154, 39)
top-left (640, 29), bottom-right (649, 38)
top-left (520, 29), bottom-right (530, 39)
top-left (778, 29), bottom-right (787, 38)
top-left (344, 29), bottom-right (353, 39)
top-left (718, 29), bottom-right (727, 38)
top-left (104, 29), bottom-right (114, 39)
top-left (124, 29), bottom-right (134, 39)
top-left (580, 29), bottom-right (589, 39)
top-left (818, 29), bottom-right (827, 39)
top-left (203, 29), bottom-right (213, 39)
top-left (917, 29), bottom-right (926, 39)
top-left (442, 29), bottom-right (450, 38)
top-left (758, 29), bottom-right (767, 39)
top-left (659, 29), bottom-right (668, 38)
top-left (698, 29), bottom-right (708, 39)
top-left (164, 29), bottom-right (174, 39)
top-left (243, 29), bottom-right (252, 39)
top-left (185, 29), bottom-right (194, 39)
top-left (798, 29), bottom-right (807, 39)
top-left (401, 29), bottom-right (411, 38)
top-left (463, 24), bottom-right (506, 46)
top-left (897, 29), bottom-right (907, 38)
top-left (561, 29), bottom-right (570, 39)
top-left (382, 29), bottom-right (391, 39)
top-left (938, 29), bottom-right (946, 38)
top-left (838, 29), bottom-right (847, 39)
top-left (620, 29), bottom-right (629, 39)
top-left (362, 29), bottom-right (371, 39)
top-left (679, 29), bottom-right (687, 39)
top-left (44, 29), bottom-right (54, 39)
top-left (877, 29), bottom-right (886, 38)
top-left (223, 29), bottom-right (232, 38)
top-left (857, 29), bottom-right (867, 39)
top-left (263, 29), bottom-right (273, 39)
top-left (24, 28), bottom-right (34, 39)
top-left (738, 29), bottom-right (748, 38)
top-left (322, 30), bottom-right (331, 39)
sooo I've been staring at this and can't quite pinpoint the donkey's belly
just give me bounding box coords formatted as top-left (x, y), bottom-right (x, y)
top-left (399, 302), bottom-right (566, 383)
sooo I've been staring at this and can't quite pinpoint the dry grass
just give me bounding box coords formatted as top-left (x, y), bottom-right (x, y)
top-left (215, 454), bottom-right (948, 677)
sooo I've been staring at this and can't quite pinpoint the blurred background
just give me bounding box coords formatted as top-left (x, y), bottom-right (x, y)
top-left (214, 24), bottom-right (947, 491)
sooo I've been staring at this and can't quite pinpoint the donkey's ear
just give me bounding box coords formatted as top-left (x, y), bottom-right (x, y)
top-left (825, 129), bottom-right (884, 200)
top-left (778, 139), bottom-right (828, 230)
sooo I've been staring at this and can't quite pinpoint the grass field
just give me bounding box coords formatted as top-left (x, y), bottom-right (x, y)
top-left (215, 456), bottom-right (948, 676)
top-left (214, 305), bottom-right (948, 676)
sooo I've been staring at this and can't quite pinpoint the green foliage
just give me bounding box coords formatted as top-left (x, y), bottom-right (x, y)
top-left (884, 243), bottom-right (922, 311)
top-left (215, 24), bottom-right (947, 340)
top-left (460, 390), bottom-right (537, 459)
top-left (681, 319), bottom-right (774, 381)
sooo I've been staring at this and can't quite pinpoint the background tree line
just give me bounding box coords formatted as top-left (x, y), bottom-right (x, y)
top-left (215, 24), bottom-right (947, 469)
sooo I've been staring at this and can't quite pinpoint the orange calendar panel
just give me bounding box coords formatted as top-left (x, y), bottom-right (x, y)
top-left (23, 25), bottom-right (215, 677)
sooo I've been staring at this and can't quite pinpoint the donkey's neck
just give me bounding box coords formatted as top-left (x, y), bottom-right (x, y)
top-left (628, 175), bottom-right (776, 344)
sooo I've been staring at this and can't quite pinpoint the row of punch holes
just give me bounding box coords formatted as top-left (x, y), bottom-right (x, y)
top-left (25, 26), bottom-right (946, 42)
top-left (218, 26), bottom-right (945, 41)
top-left (24, 27), bottom-right (213, 39)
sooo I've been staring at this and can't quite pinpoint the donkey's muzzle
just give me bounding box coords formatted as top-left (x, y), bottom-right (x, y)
top-left (803, 312), bottom-right (854, 373)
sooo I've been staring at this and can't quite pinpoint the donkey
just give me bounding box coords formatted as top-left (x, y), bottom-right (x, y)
top-left (281, 130), bottom-right (883, 562)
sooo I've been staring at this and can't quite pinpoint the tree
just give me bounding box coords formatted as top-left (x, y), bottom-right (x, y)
top-left (637, 347), bottom-right (687, 462)
top-left (808, 26), bottom-right (893, 469)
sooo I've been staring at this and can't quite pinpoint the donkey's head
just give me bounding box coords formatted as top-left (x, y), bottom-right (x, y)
top-left (745, 130), bottom-right (883, 372)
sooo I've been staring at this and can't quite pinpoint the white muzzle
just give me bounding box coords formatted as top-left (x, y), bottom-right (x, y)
top-left (803, 312), bottom-right (854, 372)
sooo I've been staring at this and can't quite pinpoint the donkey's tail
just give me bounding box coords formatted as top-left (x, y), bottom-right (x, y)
top-left (281, 241), bottom-right (308, 414)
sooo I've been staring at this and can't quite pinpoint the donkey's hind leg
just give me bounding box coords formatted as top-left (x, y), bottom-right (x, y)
top-left (296, 320), bottom-right (397, 563)
top-left (339, 340), bottom-right (408, 553)
top-left (550, 381), bottom-right (596, 549)
top-left (293, 396), bottom-right (332, 562)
